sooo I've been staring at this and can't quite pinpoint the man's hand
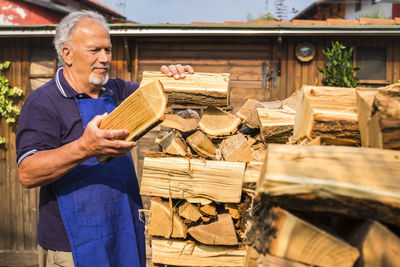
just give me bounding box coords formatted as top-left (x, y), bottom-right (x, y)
top-left (78, 113), bottom-right (137, 158)
top-left (160, 64), bottom-right (194, 80)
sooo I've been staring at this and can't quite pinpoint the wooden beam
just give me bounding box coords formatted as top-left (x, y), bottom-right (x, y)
top-left (140, 152), bottom-right (245, 203)
top-left (141, 71), bottom-right (230, 106)
top-left (257, 144), bottom-right (400, 225)
top-left (151, 238), bottom-right (246, 266)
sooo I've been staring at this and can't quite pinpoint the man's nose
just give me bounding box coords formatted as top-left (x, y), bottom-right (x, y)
top-left (98, 49), bottom-right (109, 62)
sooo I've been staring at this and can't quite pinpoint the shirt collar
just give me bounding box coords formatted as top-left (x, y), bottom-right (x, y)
top-left (55, 67), bottom-right (113, 98)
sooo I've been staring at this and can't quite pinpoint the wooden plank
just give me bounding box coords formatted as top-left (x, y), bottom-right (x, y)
top-left (151, 238), bottom-right (246, 266)
top-left (257, 144), bottom-right (400, 225)
top-left (140, 152), bottom-right (245, 203)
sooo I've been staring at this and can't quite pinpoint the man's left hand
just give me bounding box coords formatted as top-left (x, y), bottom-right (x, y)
top-left (160, 64), bottom-right (194, 80)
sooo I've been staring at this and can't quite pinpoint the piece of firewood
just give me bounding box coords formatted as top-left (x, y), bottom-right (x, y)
top-left (98, 80), bottom-right (167, 162)
top-left (257, 144), bottom-right (400, 225)
top-left (257, 108), bottom-right (295, 143)
top-left (356, 87), bottom-right (381, 147)
top-left (281, 90), bottom-right (300, 114)
top-left (149, 197), bottom-right (187, 238)
top-left (236, 99), bottom-right (265, 128)
top-left (368, 84), bottom-right (400, 150)
top-left (178, 201), bottom-right (202, 223)
top-left (247, 206), bottom-right (359, 267)
top-left (151, 238), bottom-right (246, 266)
top-left (225, 203), bottom-right (241, 220)
top-left (198, 106), bottom-right (242, 137)
top-left (293, 85), bottom-right (360, 145)
top-left (188, 213), bottom-right (238, 246)
top-left (141, 71), bottom-right (230, 106)
top-left (349, 220), bottom-right (400, 267)
top-left (199, 204), bottom-right (217, 216)
top-left (186, 130), bottom-right (216, 158)
top-left (160, 113), bottom-right (198, 133)
top-left (140, 152), bottom-right (245, 203)
top-left (220, 133), bottom-right (253, 162)
top-left (156, 129), bottom-right (188, 156)
top-left (243, 161), bottom-right (263, 184)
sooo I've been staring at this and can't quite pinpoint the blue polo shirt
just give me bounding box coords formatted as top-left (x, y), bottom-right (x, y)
top-left (16, 68), bottom-right (140, 251)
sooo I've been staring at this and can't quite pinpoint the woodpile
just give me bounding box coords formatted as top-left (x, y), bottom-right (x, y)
top-left (131, 74), bottom-right (400, 267)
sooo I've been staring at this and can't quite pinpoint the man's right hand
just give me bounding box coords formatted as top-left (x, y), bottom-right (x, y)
top-left (78, 113), bottom-right (137, 159)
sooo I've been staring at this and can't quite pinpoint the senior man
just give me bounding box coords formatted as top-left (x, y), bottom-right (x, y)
top-left (16, 10), bottom-right (193, 267)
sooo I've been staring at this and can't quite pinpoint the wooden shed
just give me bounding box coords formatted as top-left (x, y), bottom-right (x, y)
top-left (1, 20), bottom-right (400, 265)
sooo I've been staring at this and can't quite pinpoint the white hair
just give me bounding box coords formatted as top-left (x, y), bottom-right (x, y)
top-left (53, 10), bottom-right (110, 65)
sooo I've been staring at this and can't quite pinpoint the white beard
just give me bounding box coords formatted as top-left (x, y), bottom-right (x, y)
top-left (89, 72), bottom-right (109, 86)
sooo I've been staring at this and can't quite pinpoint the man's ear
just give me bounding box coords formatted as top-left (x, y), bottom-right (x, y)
top-left (62, 45), bottom-right (73, 66)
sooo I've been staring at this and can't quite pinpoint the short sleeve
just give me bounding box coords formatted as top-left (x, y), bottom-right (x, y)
top-left (16, 91), bottom-right (61, 165)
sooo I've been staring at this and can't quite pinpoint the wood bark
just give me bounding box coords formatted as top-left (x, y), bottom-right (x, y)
top-left (186, 130), bottom-right (216, 158)
top-left (220, 133), bottom-right (253, 162)
top-left (156, 129), bottom-right (188, 156)
top-left (257, 108), bottom-right (295, 143)
top-left (198, 106), bottom-right (242, 137)
top-left (349, 220), bottom-right (400, 267)
top-left (151, 238), bottom-right (246, 266)
top-left (141, 71), bottom-right (230, 106)
top-left (293, 85), bottom-right (360, 145)
top-left (236, 99), bottom-right (265, 128)
top-left (160, 113), bottom-right (198, 133)
top-left (188, 213), bottom-right (238, 246)
top-left (98, 80), bottom-right (167, 162)
top-left (149, 197), bottom-right (187, 238)
top-left (140, 152), bottom-right (245, 203)
top-left (247, 206), bottom-right (359, 267)
top-left (257, 144), bottom-right (400, 225)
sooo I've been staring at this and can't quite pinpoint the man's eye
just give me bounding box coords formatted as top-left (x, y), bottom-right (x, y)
top-left (91, 49), bottom-right (99, 53)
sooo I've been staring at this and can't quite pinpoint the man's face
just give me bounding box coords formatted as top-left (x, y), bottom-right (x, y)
top-left (65, 18), bottom-right (111, 87)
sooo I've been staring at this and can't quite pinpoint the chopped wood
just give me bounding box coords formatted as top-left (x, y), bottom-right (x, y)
top-left (186, 131), bottom-right (216, 158)
top-left (281, 90), bottom-right (300, 114)
top-left (293, 85), bottom-right (360, 146)
top-left (243, 161), bottom-right (263, 184)
top-left (178, 201), bottom-right (202, 223)
top-left (349, 220), bottom-right (400, 267)
top-left (236, 99), bottom-right (265, 128)
top-left (257, 144), bottom-right (400, 225)
top-left (247, 206), bottom-right (359, 267)
top-left (201, 216), bottom-right (211, 223)
top-left (199, 204), bottom-right (217, 216)
top-left (225, 203), bottom-right (241, 219)
top-left (198, 106), bottom-right (241, 137)
top-left (257, 108), bottom-right (295, 143)
top-left (356, 87), bottom-right (380, 147)
top-left (257, 254), bottom-right (313, 267)
top-left (151, 238), bottom-right (246, 266)
top-left (140, 152), bottom-right (245, 203)
top-left (186, 197), bottom-right (212, 205)
top-left (368, 84), bottom-right (400, 150)
top-left (149, 197), bottom-right (187, 239)
top-left (176, 108), bottom-right (201, 121)
top-left (188, 213), bottom-right (238, 246)
top-left (160, 113), bottom-right (198, 133)
top-left (250, 142), bottom-right (266, 161)
top-left (220, 133), bottom-right (253, 162)
top-left (157, 129), bottom-right (188, 156)
top-left (98, 80), bottom-right (167, 162)
top-left (141, 71), bottom-right (230, 107)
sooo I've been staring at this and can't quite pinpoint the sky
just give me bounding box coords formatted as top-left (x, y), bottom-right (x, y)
top-left (97, 0), bottom-right (314, 24)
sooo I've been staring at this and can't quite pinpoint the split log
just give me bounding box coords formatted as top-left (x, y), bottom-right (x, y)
top-left (98, 80), bottom-right (167, 162)
top-left (199, 204), bottom-right (217, 216)
top-left (243, 161), bottom-right (263, 184)
top-left (149, 197), bottom-right (187, 238)
top-left (257, 108), bottom-right (295, 143)
top-left (188, 214), bottom-right (238, 246)
top-left (160, 113), bottom-right (198, 133)
top-left (156, 129), bottom-right (188, 156)
top-left (198, 106), bottom-right (241, 137)
top-left (247, 206), bottom-right (359, 267)
top-left (257, 144), bottom-right (400, 225)
top-left (349, 220), bottom-right (400, 267)
top-left (293, 85), bottom-right (360, 145)
top-left (257, 254), bottom-right (312, 267)
top-left (186, 130), bottom-right (216, 158)
top-left (236, 99), bottom-right (265, 128)
top-left (225, 203), bottom-right (241, 219)
top-left (220, 133), bottom-right (253, 162)
top-left (151, 238), bottom-right (246, 266)
top-left (141, 71), bottom-right (230, 106)
top-left (356, 88), bottom-right (380, 147)
top-left (140, 152), bottom-right (245, 203)
top-left (281, 90), bottom-right (300, 114)
top-left (368, 84), bottom-right (400, 150)
top-left (178, 201), bottom-right (202, 223)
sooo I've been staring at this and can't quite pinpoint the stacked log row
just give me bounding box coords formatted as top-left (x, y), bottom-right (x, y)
top-left (139, 72), bottom-right (266, 266)
top-left (246, 84), bottom-right (400, 267)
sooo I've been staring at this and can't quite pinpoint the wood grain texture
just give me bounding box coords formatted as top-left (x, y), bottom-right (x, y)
top-left (140, 152), bottom-right (245, 203)
top-left (257, 108), bottom-right (295, 143)
top-left (198, 106), bottom-right (241, 137)
top-left (220, 133), bottom-right (253, 162)
top-left (186, 130), bottom-right (216, 158)
top-left (236, 99), bottom-right (265, 128)
top-left (356, 87), bottom-right (380, 147)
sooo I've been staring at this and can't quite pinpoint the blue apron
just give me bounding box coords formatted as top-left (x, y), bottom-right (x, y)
top-left (51, 96), bottom-right (145, 267)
